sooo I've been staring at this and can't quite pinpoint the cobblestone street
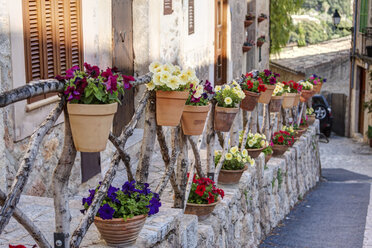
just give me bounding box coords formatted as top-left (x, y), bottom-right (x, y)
top-left (261, 135), bottom-right (372, 248)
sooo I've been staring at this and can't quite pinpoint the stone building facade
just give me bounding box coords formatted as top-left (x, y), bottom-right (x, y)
top-left (0, 0), bottom-right (271, 196)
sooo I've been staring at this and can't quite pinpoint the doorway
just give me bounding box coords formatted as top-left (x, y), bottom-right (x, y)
top-left (214, 0), bottom-right (227, 85)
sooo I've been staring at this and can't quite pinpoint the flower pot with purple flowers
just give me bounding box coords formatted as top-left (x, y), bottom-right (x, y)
top-left (307, 74), bottom-right (326, 94)
top-left (62, 64), bottom-right (134, 152)
top-left (257, 69), bottom-right (280, 104)
top-left (81, 181), bottom-right (161, 247)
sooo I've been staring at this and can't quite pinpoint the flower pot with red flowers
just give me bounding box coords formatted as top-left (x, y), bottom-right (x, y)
top-left (81, 181), bottom-right (161, 247)
top-left (271, 130), bottom-right (295, 156)
top-left (181, 80), bottom-right (214, 135)
top-left (214, 146), bottom-right (254, 184)
top-left (256, 35), bottom-right (266, 47)
top-left (307, 74), bottom-right (326, 93)
top-left (146, 62), bottom-right (196, 126)
top-left (214, 82), bottom-right (245, 132)
top-left (299, 81), bottom-right (314, 102)
top-left (62, 64), bottom-right (134, 152)
top-left (241, 131), bottom-right (268, 158)
top-left (269, 83), bottom-right (285, 112)
top-left (185, 176), bottom-right (224, 218)
top-left (239, 72), bottom-right (266, 111)
top-left (281, 80), bottom-right (301, 109)
top-left (257, 69), bottom-right (280, 104)
top-left (263, 145), bottom-right (273, 163)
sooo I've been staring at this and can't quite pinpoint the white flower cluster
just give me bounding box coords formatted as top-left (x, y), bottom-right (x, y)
top-left (215, 146), bottom-right (255, 166)
top-left (272, 82), bottom-right (285, 96)
top-left (214, 81), bottom-right (245, 107)
top-left (246, 132), bottom-right (268, 148)
top-left (146, 62), bottom-right (199, 91)
top-left (300, 81), bottom-right (314, 91)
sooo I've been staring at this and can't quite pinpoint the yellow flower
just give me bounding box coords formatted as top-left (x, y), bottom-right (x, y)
top-left (242, 149), bottom-right (248, 157)
top-left (260, 140), bottom-right (266, 147)
top-left (214, 150), bottom-right (221, 156)
top-left (237, 155), bottom-right (242, 162)
top-left (243, 158), bottom-right (247, 163)
top-left (262, 134), bottom-right (266, 140)
top-left (224, 85), bottom-right (231, 90)
top-left (225, 153), bottom-right (233, 160)
top-left (230, 146), bottom-right (239, 154)
top-left (254, 133), bottom-right (261, 139)
top-left (146, 81), bottom-right (155, 90)
top-left (179, 72), bottom-right (189, 83)
top-left (162, 63), bottom-right (175, 73)
top-left (184, 68), bottom-right (196, 79)
top-left (168, 76), bottom-right (180, 90)
top-left (215, 85), bottom-right (222, 92)
top-left (248, 140), bottom-right (254, 147)
top-left (250, 159), bottom-right (255, 167)
top-left (224, 97), bottom-right (232, 105)
top-left (149, 61), bottom-right (161, 73)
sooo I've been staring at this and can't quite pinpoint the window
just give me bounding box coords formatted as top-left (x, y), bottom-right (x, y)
top-left (22, 0), bottom-right (83, 103)
top-left (360, 0), bottom-right (369, 33)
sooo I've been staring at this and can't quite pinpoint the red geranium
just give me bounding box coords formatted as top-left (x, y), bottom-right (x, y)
top-left (278, 135), bottom-right (284, 143)
top-left (272, 131), bottom-right (295, 146)
top-left (187, 176), bottom-right (224, 205)
top-left (195, 184), bottom-right (206, 196)
top-left (240, 74), bottom-right (267, 93)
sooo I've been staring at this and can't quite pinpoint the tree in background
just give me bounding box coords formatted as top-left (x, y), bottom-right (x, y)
top-left (270, 0), bottom-right (303, 54)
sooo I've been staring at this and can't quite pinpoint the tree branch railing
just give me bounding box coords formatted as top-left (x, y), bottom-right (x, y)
top-left (0, 71), bottom-right (308, 247)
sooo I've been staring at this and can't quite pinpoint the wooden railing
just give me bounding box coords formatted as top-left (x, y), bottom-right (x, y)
top-left (0, 73), bottom-right (307, 248)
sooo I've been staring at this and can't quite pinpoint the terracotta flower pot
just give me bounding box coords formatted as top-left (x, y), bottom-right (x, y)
top-left (156, 90), bottom-right (189, 126)
top-left (242, 46), bottom-right (253, 52)
top-left (295, 128), bottom-right (306, 138)
top-left (94, 215), bottom-right (147, 247)
top-left (218, 165), bottom-right (248, 184)
top-left (185, 198), bottom-right (220, 217)
top-left (265, 153), bottom-right (272, 164)
top-left (282, 93), bottom-right (296, 109)
top-left (258, 16), bottom-right (266, 22)
top-left (272, 144), bottom-right (289, 156)
top-left (241, 90), bottom-right (260, 111)
top-left (293, 93), bottom-right (301, 107)
top-left (181, 104), bottom-right (210, 135)
top-left (257, 40), bottom-right (264, 47)
top-left (269, 96), bottom-right (284, 112)
top-left (314, 82), bottom-right (322, 93)
top-left (258, 85), bottom-right (275, 104)
top-left (67, 102), bottom-right (117, 152)
top-left (214, 106), bottom-right (239, 132)
top-left (244, 20), bottom-right (254, 27)
top-left (307, 114), bottom-right (316, 125)
top-left (247, 147), bottom-right (265, 159)
top-left (300, 90), bottom-right (313, 102)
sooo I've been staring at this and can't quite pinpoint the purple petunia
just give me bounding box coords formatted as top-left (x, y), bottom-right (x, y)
top-left (107, 186), bottom-right (119, 203)
top-left (65, 65), bottom-right (79, 80)
top-left (264, 69), bottom-right (271, 77)
top-left (98, 204), bottom-right (115, 220)
top-left (147, 197), bottom-right (161, 216)
top-left (269, 76), bottom-right (276, 85)
top-left (106, 75), bottom-right (118, 94)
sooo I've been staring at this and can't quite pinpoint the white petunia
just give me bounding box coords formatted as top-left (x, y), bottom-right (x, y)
top-left (149, 61), bottom-right (162, 73)
top-left (146, 81), bottom-right (155, 90)
top-left (224, 97), bottom-right (232, 105)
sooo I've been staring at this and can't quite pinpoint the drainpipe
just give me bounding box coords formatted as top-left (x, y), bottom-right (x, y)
top-left (348, 0), bottom-right (358, 137)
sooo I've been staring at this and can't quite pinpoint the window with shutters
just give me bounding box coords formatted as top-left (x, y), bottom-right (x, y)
top-left (360, 0), bottom-right (369, 33)
top-left (22, 0), bottom-right (83, 103)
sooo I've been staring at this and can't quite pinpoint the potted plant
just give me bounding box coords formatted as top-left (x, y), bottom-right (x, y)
top-left (299, 116), bottom-right (308, 129)
top-left (299, 80), bottom-right (314, 102)
top-left (214, 81), bottom-right (245, 132)
top-left (146, 62), bottom-right (195, 126)
top-left (243, 40), bottom-right (255, 52)
top-left (239, 72), bottom-right (267, 111)
top-left (258, 13), bottom-right (268, 22)
top-left (241, 131), bottom-right (268, 158)
top-left (269, 83), bottom-right (284, 112)
top-left (245, 14), bottom-right (255, 27)
top-left (282, 81), bottom-right (300, 109)
top-left (185, 175), bottom-right (224, 218)
top-left (292, 123), bottom-right (305, 138)
top-left (181, 80), bottom-right (214, 135)
top-left (271, 130), bottom-right (295, 156)
top-left (62, 63), bottom-right (133, 152)
top-left (214, 147), bottom-right (254, 184)
top-left (81, 181), bottom-right (161, 246)
top-left (306, 107), bottom-right (316, 125)
top-left (281, 125), bottom-right (298, 141)
top-left (367, 125), bottom-right (372, 147)
top-left (257, 35), bottom-right (266, 47)
top-left (307, 74), bottom-right (326, 93)
top-left (263, 145), bottom-right (273, 163)
top-left (257, 69), bottom-right (280, 104)
top-left (288, 80), bottom-right (302, 107)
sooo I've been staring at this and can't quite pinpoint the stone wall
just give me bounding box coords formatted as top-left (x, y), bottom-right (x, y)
top-left (88, 122), bottom-right (320, 248)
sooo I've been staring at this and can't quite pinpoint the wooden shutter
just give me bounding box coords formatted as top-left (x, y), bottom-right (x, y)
top-left (23, 0), bottom-right (83, 103)
top-left (360, 0), bottom-right (369, 33)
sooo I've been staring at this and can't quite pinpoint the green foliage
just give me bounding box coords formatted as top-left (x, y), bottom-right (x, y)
top-left (263, 145), bottom-right (273, 155)
top-left (270, 0), bottom-right (304, 54)
top-left (367, 125), bottom-right (372, 139)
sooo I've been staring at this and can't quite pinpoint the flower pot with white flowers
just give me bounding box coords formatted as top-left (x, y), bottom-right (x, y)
top-left (81, 181), bottom-right (161, 247)
top-left (215, 147), bottom-right (254, 184)
top-left (214, 81), bottom-right (245, 132)
top-left (257, 69), bottom-right (280, 104)
top-left (269, 83), bottom-right (284, 112)
top-left (306, 107), bottom-right (316, 125)
top-left (241, 132), bottom-right (268, 159)
top-left (271, 131), bottom-right (295, 156)
top-left (146, 62), bottom-right (196, 126)
top-left (62, 63), bottom-right (134, 152)
top-left (240, 72), bottom-right (267, 111)
top-left (282, 80), bottom-right (301, 109)
top-left (300, 80), bottom-right (314, 102)
top-left (181, 80), bottom-right (214, 135)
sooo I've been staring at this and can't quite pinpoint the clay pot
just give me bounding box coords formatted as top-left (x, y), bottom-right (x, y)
top-left (272, 144), bottom-right (289, 156)
top-left (300, 90), bottom-right (313, 102)
top-left (244, 20), bottom-right (254, 27)
top-left (242, 46), bottom-right (253, 52)
top-left (314, 82), bottom-right (322, 93)
top-left (156, 90), bottom-right (189, 126)
top-left (247, 147), bottom-right (265, 159)
top-left (181, 104), bottom-right (210, 135)
top-left (218, 165), bottom-right (248, 184)
top-left (241, 90), bottom-right (260, 111)
top-left (265, 153), bottom-right (272, 164)
top-left (295, 128), bottom-right (306, 138)
top-left (269, 96), bottom-right (284, 112)
top-left (67, 102), bottom-right (117, 152)
top-left (214, 106), bottom-right (239, 132)
top-left (282, 93), bottom-right (296, 109)
top-left (258, 16), bottom-right (266, 22)
top-left (94, 215), bottom-right (147, 247)
top-left (307, 114), bottom-right (316, 125)
top-left (257, 40), bottom-right (264, 47)
top-left (293, 93), bottom-right (301, 107)
top-left (258, 85), bottom-right (275, 104)
top-left (185, 198), bottom-right (220, 218)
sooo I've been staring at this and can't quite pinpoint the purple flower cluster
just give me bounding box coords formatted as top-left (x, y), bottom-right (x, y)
top-left (260, 70), bottom-right (280, 85)
top-left (188, 80), bottom-right (215, 105)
